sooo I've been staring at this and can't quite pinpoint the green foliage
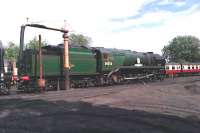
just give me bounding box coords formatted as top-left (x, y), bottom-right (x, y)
top-left (69, 33), bottom-right (91, 46)
top-left (4, 36), bottom-right (48, 60)
top-left (162, 35), bottom-right (200, 62)
top-left (4, 42), bottom-right (19, 60)
top-left (26, 36), bottom-right (48, 49)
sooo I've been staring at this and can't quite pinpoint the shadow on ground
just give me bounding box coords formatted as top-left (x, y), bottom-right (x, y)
top-left (0, 99), bottom-right (200, 133)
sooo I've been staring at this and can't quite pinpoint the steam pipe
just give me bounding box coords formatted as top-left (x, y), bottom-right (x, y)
top-left (19, 25), bottom-right (26, 63)
top-left (0, 41), bottom-right (4, 74)
top-left (39, 35), bottom-right (43, 80)
top-left (25, 24), bottom-right (68, 33)
top-left (19, 24), bottom-right (68, 63)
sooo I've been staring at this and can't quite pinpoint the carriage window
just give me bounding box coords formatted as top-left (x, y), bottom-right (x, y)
top-left (172, 66), bottom-right (175, 70)
top-left (192, 66), bottom-right (194, 69)
top-left (165, 66), bottom-right (169, 70)
top-left (188, 66), bottom-right (190, 69)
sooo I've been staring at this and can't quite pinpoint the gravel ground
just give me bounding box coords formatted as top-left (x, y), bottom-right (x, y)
top-left (0, 76), bottom-right (200, 133)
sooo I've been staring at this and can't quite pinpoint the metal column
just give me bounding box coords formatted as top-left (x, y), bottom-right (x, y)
top-left (37, 35), bottom-right (45, 91)
top-left (63, 32), bottom-right (70, 90)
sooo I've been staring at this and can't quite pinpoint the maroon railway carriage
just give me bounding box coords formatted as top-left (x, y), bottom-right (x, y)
top-left (165, 62), bottom-right (200, 75)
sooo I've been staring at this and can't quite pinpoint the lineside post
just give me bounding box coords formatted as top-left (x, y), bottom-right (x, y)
top-left (37, 35), bottom-right (45, 92)
top-left (63, 31), bottom-right (70, 90)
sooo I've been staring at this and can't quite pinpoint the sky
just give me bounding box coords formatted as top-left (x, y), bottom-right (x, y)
top-left (0, 0), bottom-right (200, 54)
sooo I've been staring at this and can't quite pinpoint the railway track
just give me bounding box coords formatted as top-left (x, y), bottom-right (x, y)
top-left (0, 85), bottom-right (127, 101)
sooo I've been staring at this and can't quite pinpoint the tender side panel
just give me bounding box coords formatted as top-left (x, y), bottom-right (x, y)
top-left (30, 54), bottom-right (61, 77)
top-left (69, 48), bottom-right (96, 75)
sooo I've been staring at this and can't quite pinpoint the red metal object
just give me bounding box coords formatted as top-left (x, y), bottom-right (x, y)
top-left (165, 70), bottom-right (181, 75)
top-left (182, 69), bottom-right (200, 73)
top-left (20, 75), bottom-right (30, 81)
top-left (12, 75), bottom-right (18, 81)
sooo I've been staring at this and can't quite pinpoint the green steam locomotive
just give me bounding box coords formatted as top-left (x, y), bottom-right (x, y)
top-left (16, 24), bottom-right (165, 91)
top-left (18, 44), bottom-right (165, 91)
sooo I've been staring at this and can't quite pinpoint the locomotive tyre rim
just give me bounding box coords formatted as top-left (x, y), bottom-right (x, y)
top-left (0, 83), bottom-right (9, 95)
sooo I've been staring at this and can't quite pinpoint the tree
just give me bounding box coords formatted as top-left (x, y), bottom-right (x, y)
top-left (162, 35), bottom-right (200, 62)
top-left (69, 33), bottom-right (91, 46)
top-left (26, 36), bottom-right (48, 49)
top-left (4, 42), bottom-right (19, 60)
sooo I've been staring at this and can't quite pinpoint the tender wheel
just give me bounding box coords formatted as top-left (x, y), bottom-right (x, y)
top-left (0, 83), bottom-right (9, 95)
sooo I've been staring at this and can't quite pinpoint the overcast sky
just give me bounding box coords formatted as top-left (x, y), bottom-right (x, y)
top-left (0, 0), bottom-right (200, 54)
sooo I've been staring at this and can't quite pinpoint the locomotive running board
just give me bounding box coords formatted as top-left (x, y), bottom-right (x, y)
top-left (124, 74), bottom-right (155, 80)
